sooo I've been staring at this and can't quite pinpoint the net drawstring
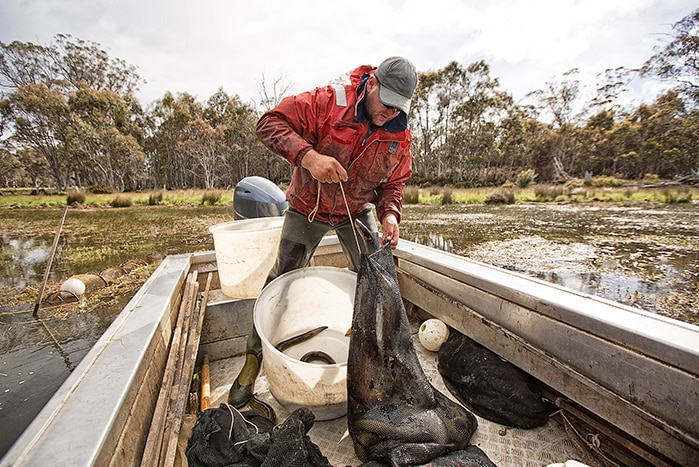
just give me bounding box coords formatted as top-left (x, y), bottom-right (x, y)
top-left (339, 180), bottom-right (362, 255)
top-left (307, 179), bottom-right (361, 255)
top-left (307, 180), bottom-right (321, 223)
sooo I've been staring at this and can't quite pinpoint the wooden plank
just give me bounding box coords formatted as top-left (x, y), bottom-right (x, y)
top-left (161, 272), bottom-right (211, 466)
top-left (159, 271), bottom-right (199, 466)
top-left (140, 271), bottom-right (197, 466)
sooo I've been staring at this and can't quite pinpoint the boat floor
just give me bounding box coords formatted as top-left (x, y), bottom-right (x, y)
top-left (205, 317), bottom-right (583, 467)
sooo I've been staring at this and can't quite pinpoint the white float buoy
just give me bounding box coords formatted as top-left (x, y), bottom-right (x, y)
top-left (60, 277), bottom-right (86, 296)
top-left (418, 319), bottom-right (449, 352)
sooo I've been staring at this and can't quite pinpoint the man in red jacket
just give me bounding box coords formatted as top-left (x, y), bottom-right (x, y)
top-left (229, 56), bottom-right (418, 408)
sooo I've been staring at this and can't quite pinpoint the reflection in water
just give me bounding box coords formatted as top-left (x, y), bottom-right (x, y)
top-left (413, 232), bottom-right (453, 252)
top-left (1, 235), bottom-right (53, 289)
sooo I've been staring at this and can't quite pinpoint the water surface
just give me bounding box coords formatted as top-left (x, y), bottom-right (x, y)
top-left (401, 203), bottom-right (698, 320)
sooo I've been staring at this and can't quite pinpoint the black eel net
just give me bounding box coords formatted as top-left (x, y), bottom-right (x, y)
top-left (347, 224), bottom-right (495, 467)
top-left (438, 330), bottom-right (555, 429)
top-left (186, 405), bottom-right (332, 467)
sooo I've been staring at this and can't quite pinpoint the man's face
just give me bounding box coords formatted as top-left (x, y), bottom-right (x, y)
top-left (365, 76), bottom-right (400, 127)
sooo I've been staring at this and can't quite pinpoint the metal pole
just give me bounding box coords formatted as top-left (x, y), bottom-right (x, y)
top-left (33, 205), bottom-right (68, 317)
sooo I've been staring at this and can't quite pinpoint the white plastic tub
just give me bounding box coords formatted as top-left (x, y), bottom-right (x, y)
top-left (254, 267), bottom-right (356, 420)
top-left (209, 217), bottom-right (283, 299)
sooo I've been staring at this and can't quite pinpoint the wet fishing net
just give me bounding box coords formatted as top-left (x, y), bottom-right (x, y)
top-left (438, 330), bottom-right (554, 429)
top-left (358, 445), bottom-right (500, 467)
top-left (347, 223), bottom-right (494, 467)
top-left (185, 404), bottom-right (332, 467)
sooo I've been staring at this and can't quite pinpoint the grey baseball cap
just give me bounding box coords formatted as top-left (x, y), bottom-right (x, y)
top-left (374, 56), bottom-right (418, 115)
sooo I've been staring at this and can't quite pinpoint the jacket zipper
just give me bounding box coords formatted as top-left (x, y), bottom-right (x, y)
top-left (361, 128), bottom-right (373, 146)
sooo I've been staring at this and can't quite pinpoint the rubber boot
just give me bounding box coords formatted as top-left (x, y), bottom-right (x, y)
top-left (228, 322), bottom-right (263, 408)
top-left (227, 353), bottom-right (261, 408)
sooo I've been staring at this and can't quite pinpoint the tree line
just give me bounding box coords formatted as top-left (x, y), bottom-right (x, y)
top-left (1, 9), bottom-right (697, 192)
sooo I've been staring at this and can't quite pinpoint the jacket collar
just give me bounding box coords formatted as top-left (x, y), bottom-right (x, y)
top-left (355, 73), bottom-right (408, 132)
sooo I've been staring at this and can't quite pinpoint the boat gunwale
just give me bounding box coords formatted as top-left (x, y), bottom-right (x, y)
top-left (393, 240), bottom-right (699, 374)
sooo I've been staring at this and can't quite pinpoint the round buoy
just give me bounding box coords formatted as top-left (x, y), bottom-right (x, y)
top-left (60, 277), bottom-right (86, 296)
top-left (418, 319), bottom-right (449, 352)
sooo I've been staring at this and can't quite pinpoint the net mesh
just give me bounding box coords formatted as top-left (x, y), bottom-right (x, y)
top-left (346, 227), bottom-right (495, 466)
top-left (438, 331), bottom-right (555, 429)
top-left (186, 405), bottom-right (332, 467)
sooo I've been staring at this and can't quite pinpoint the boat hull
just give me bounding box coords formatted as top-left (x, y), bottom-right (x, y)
top-left (2, 238), bottom-right (697, 466)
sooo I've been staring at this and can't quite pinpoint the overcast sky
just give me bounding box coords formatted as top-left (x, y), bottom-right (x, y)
top-left (1, 0), bottom-right (696, 110)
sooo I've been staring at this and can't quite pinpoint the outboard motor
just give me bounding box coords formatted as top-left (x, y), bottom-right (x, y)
top-left (233, 176), bottom-right (288, 220)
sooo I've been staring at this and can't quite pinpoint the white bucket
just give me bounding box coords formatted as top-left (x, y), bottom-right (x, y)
top-left (209, 217), bottom-right (284, 299)
top-left (254, 267), bottom-right (356, 420)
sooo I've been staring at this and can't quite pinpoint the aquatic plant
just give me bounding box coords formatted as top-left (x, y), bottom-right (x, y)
top-left (484, 190), bottom-right (515, 204)
top-left (111, 195), bottom-right (133, 208)
top-left (516, 169), bottom-right (537, 188)
top-left (88, 185), bottom-right (114, 194)
top-left (441, 187), bottom-right (454, 205)
top-left (66, 188), bottom-right (86, 205)
top-left (534, 185), bottom-right (566, 201)
top-left (201, 190), bottom-right (222, 205)
top-left (403, 186), bottom-right (420, 204)
top-left (148, 191), bottom-right (163, 205)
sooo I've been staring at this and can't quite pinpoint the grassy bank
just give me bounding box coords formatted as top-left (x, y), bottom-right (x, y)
top-left (403, 184), bottom-right (698, 205)
top-left (0, 188), bottom-right (232, 208)
top-left (1, 183), bottom-right (697, 208)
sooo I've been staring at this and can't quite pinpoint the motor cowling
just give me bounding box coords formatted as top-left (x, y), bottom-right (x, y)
top-left (233, 176), bottom-right (288, 220)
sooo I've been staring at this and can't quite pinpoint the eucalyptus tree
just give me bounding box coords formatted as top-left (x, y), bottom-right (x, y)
top-left (497, 105), bottom-right (552, 182)
top-left (144, 92), bottom-right (202, 189)
top-left (634, 91), bottom-right (696, 179)
top-left (577, 109), bottom-right (617, 177)
top-left (605, 118), bottom-right (642, 178)
top-left (410, 60), bottom-right (510, 184)
top-left (68, 87), bottom-right (146, 191)
top-left (448, 61), bottom-right (511, 184)
top-left (0, 35), bottom-right (144, 190)
top-left (525, 69), bottom-right (585, 178)
top-left (642, 8), bottom-right (699, 108)
top-left (599, 90), bottom-right (698, 180)
top-left (203, 88), bottom-right (273, 185)
top-left (0, 143), bottom-right (23, 187)
top-left (256, 73), bottom-right (292, 112)
top-left (409, 70), bottom-right (440, 180)
top-left (530, 68), bottom-right (582, 128)
top-left (587, 67), bottom-right (638, 122)
top-left (2, 83), bottom-right (71, 189)
top-left (252, 74), bottom-right (295, 182)
top-left (178, 118), bottom-right (227, 189)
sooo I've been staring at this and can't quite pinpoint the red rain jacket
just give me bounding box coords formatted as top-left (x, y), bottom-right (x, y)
top-left (255, 65), bottom-right (412, 226)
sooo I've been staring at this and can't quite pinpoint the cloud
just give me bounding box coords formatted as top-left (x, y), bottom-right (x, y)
top-left (1, 0), bottom-right (695, 108)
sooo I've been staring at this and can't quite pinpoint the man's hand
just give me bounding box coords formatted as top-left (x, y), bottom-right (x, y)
top-left (380, 214), bottom-right (400, 249)
top-left (301, 150), bottom-right (348, 184)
